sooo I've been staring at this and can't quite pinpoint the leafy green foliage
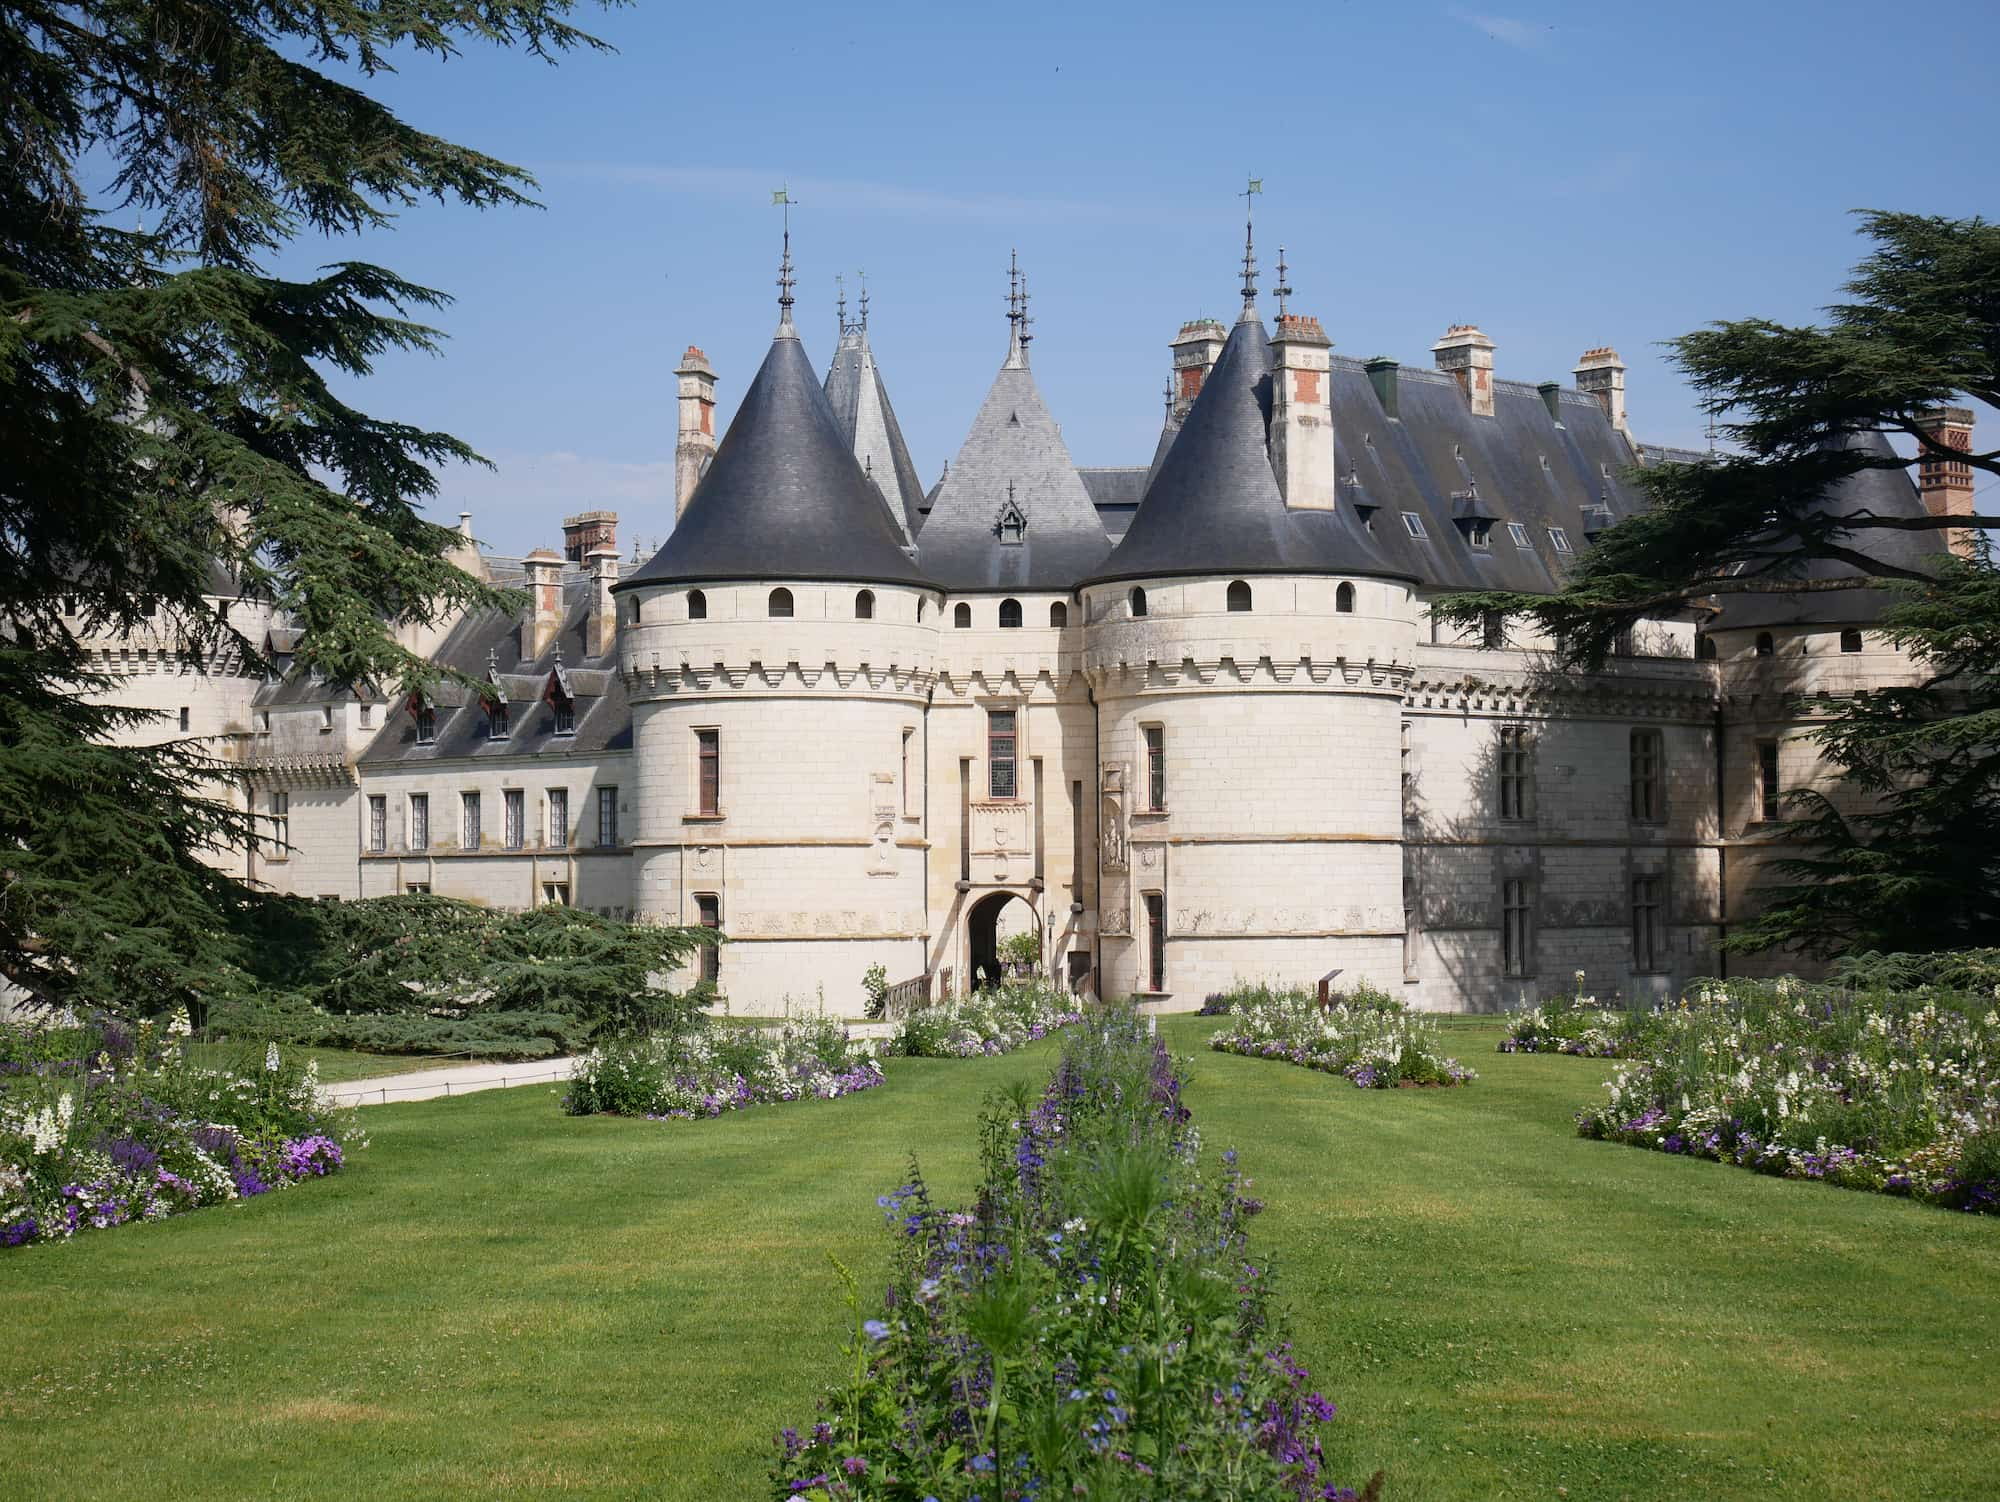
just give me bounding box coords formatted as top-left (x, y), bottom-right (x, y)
top-left (0, 1), bottom-right (609, 1010)
top-left (206, 895), bottom-right (708, 1059)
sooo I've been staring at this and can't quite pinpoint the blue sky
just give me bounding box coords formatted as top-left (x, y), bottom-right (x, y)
top-left (280, 0), bottom-right (2000, 555)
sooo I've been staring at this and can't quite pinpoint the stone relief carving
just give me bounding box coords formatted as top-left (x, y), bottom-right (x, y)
top-left (1099, 871), bottom-right (1131, 935)
top-left (1099, 761), bottom-right (1127, 871)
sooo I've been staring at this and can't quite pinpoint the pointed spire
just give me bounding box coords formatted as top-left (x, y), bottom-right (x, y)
top-left (1275, 246), bottom-right (1291, 320)
top-left (835, 273), bottom-right (847, 335)
top-left (773, 185), bottom-right (797, 336)
top-left (1004, 249), bottom-right (1027, 369)
top-left (858, 270), bottom-right (869, 332)
top-left (1018, 273), bottom-right (1034, 360)
top-left (1238, 175), bottom-right (1262, 319)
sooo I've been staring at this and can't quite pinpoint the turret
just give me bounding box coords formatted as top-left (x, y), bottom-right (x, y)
top-left (675, 346), bottom-right (717, 519)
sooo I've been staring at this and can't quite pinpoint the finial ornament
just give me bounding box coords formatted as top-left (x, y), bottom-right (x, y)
top-left (1239, 175), bottom-right (1262, 314)
top-left (1275, 246), bottom-right (1292, 319)
top-left (835, 272), bottom-right (847, 332)
top-left (858, 270), bottom-right (869, 332)
top-left (1018, 272), bottom-right (1034, 354)
top-left (772, 185), bottom-right (797, 329)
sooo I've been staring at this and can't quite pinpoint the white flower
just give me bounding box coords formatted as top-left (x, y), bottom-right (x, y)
top-left (264, 1042), bottom-right (281, 1073)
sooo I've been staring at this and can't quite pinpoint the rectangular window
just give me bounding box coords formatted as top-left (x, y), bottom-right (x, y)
top-left (546, 788), bottom-right (568, 848)
top-left (178, 706), bottom-right (190, 733)
top-left (1757, 740), bottom-right (1781, 820)
top-left (1632, 874), bottom-right (1664, 972)
top-left (696, 729), bottom-right (720, 815)
top-left (1630, 729), bottom-right (1665, 823)
top-left (901, 728), bottom-right (918, 817)
top-left (367, 795), bottom-right (386, 854)
top-left (1507, 521), bottom-right (1531, 548)
top-left (504, 789), bottom-right (524, 850)
top-left (1403, 875), bottom-right (1421, 980)
top-left (415, 705), bottom-right (436, 745)
top-left (409, 793), bottom-right (429, 852)
top-left (541, 881), bottom-right (570, 907)
top-left (320, 705), bottom-right (334, 733)
top-left (597, 786), bottom-right (619, 847)
top-left (1481, 611), bottom-right (1506, 649)
top-left (406, 881), bottom-right (431, 895)
top-left (488, 701), bottom-right (510, 740)
top-left (268, 791), bottom-right (289, 857)
top-left (551, 697), bottom-right (575, 737)
top-left (460, 790), bottom-right (480, 851)
top-left (359, 703), bottom-right (373, 729)
top-left (988, 710), bottom-right (1017, 800)
top-left (1502, 876), bottom-right (1533, 978)
top-left (1548, 527), bottom-right (1573, 553)
top-left (1497, 725), bottom-right (1531, 822)
top-left (1144, 892), bottom-right (1167, 992)
top-left (696, 894), bottom-right (721, 985)
top-left (1145, 726), bottom-right (1165, 811)
top-left (1402, 511), bottom-right (1427, 540)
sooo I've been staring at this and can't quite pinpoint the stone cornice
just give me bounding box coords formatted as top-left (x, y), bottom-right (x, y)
top-left (1403, 668), bottom-right (1717, 719)
top-left (623, 655), bottom-right (935, 698)
top-left (1085, 653), bottom-right (1414, 693)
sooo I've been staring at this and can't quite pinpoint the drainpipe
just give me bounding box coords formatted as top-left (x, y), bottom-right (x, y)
top-left (1087, 644), bottom-right (1101, 1002)
top-left (1713, 700), bottom-right (1728, 978)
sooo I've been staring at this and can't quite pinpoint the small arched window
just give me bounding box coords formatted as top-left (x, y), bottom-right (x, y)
top-left (1336, 582), bottom-right (1356, 614)
top-left (1696, 635), bottom-right (1717, 660)
top-left (626, 596), bottom-right (641, 625)
top-left (1755, 631), bottom-right (1774, 658)
top-left (855, 589), bottom-right (875, 620)
top-left (768, 587), bottom-right (794, 619)
top-left (1839, 628), bottom-right (1863, 654)
top-left (954, 602), bottom-right (972, 629)
top-left (998, 598), bottom-right (1023, 629)
top-left (1049, 601), bottom-right (1068, 628)
top-left (1226, 580), bottom-right (1252, 613)
top-left (687, 588), bottom-right (707, 621)
top-left (1129, 586), bottom-right (1148, 618)
top-left (917, 597), bottom-right (926, 622)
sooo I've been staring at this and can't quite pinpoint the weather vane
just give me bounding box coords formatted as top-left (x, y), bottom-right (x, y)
top-left (772, 185), bottom-right (797, 320)
top-left (1239, 175), bottom-right (1262, 309)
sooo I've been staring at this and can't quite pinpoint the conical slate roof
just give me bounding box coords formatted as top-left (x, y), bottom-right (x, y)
top-left (620, 328), bottom-right (927, 589)
top-left (1714, 427), bottom-right (1946, 629)
top-left (915, 330), bottom-right (1111, 590)
top-left (1092, 315), bottom-right (1406, 584)
top-left (824, 324), bottom-right (927, 541)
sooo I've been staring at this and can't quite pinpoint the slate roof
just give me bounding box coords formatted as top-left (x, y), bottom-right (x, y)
top-left (1707, 427), bottom-right (1946, 629)
top-left (823, 325), bottom-right (927, 540)
top-left (618, 326), bottom-right (928, 590)
top-left (1078, 467), bottom-right (1148, 543)
top-left (360, 569), bottom-right (631, 764)
top-left (1090, 315), bottom-right (1412, 585)
top-left (914, 332), bottom-right (1112, 591)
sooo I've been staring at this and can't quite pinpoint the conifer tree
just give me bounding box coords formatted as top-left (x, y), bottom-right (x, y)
top-left (0, 2), bottom-right (611, 1009)
top-left (1437, 212), bottom-right (2000, 956)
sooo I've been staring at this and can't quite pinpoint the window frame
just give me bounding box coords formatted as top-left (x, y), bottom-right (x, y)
top-left (504, 788), bottom-right (525, 850)
top-left (695, 894), bottom-right (721, 985)
top-left (1506, 521), bottom-right (1531, 548)
top-left (1144, 724), bottom-right (1166, 813)
top-left (1757, 739), bottom-right (1781, 821)
top-left (1497, 724), bottom-right (1531, 822)
top-left (987, 708), bottom-right (1018, 800)
top-left (460, 789), bottom-right (480, 851)
top-left (546, 786), bottom-right (569, 848)
top-left (597, 785), bottom-right (619, 847)
top-left (1629, 728), bottom-right (1665, 824)
top-left (409, 792), bottom-right (430, 852)
top-left (1402, 511), bottom-right (1427, 539)
top-left (855, 589), bottom-right (874, 620)
top-left (1225, 579), bottom-right (1252, 613)
top-left (1548, 526), bottom-right (1573, 553)
top-left (1144, 891), bottom-right (1167, 993)
top-left (768, 587), bottom-right (794, 619)
top-left (1335, 582), bottom-right (1355, 614)
top-left (1501, 875), bottom-right (1534, 978)
top-left (695, 728), bottom-right (720, 815)
top-left (953, 602), bottom-right (972, 629)
top-left (1049, 601), bottom-right (1068, 628)
top-left (268, 790), bottom-right (290, 858)
top-left (367, 794), bottom-right (387, 854)
top-left (998, 597), bottom-right (1023, 629)
top-left (1631, 873), bottom-right (1665, 973)
top-left (1129, 586), bottom-right (1147, 618)
top-left (687, 588), bottom-right (707, 620)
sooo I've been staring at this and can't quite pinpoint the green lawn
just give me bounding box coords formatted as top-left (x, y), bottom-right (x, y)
top-left (3, 1016), bottom-right (1996, 1500)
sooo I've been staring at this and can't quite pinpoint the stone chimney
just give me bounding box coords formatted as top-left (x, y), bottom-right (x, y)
top-left (1169, 319), bottom-right (1229, 427)
top-left (585, 544), bottom-right (620, 658)
top-left (1269, 314), bottom-right (1336, 510)
top-left (1916, 406), bottom-right (1977, 558)
top-left (1433, 325), bottom-right (1497, 417)
top-left (1364, 357), bottom-right (1401, 419)
top-left (562, 509), bottom-right (617, 563)
top-left (521, 548), bottom-right (564, 661)
top-left (675, 346), bottom-right (718, 518)
top-left (1573, 347), bottom-right (1629, 435)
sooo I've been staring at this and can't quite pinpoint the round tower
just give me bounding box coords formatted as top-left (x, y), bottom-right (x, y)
top-left (1082, 303), bottom-right (1420, 1007)
top-left (614, 268), bottom-right (936, 1012)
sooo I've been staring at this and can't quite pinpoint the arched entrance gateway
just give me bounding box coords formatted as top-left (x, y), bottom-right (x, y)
top-left (966, 889), bottom-right (1038, 990)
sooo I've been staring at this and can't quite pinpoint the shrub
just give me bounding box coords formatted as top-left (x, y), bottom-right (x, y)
top-left (1575, 970), bottom-right (2000, 1213)
top-left (1500, 970), bottom-right (1640, 1057)
top-left (1, 1009), bottom-right (361, 1248)
top-left (771, 1011), bottom-right (1371, 1500)
top-left (563, 1015), bottom-right (882, 1120)
top-left (888, 983), bottom-right (1084, 1059)
top-left (1209, 991), bottom-right (1474, 1088)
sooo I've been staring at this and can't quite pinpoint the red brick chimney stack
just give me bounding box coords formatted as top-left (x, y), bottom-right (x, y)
top-left (1916, 406), bottom-right (1978, 559)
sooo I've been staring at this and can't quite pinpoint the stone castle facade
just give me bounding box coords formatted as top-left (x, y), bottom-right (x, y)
top-left (95, 252), bottom-right (1969, 1014)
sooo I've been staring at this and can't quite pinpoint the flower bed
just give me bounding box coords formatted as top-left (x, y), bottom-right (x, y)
top-left (562, 1015), bottom-right (882, 1120)
top-left (772, 1011), bottom-right (1373, 1500)
top-left (888, 983), bottom-right (1085, 1058)
top-left (1500, 972), bottom-right (1641, 1057)
top-left (1577, 975), bottom-right (2000, 1213)
top-left (1, 1010), bottom-right (359, 1249)
top-left (1208, 984), bottom-right (1475, 1088)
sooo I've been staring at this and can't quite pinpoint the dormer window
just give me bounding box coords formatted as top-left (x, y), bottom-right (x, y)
top-left (551, 697), bottom-right (575, 737)
top-left (1507, 522), bottom-right (1531, 548)
top-left (1402, 512), bottom-right (1427, 540)
top-left (487, 700), bottom-right (511, 739)
top-left (1468, 521), bottom-right (1492, 550)
top-left (1548, 527), bottom-right (1573, 553)
top-left (411, 698), bottom-right (436, 746)
top-left (998, 506), bottom-right (1026, 545)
